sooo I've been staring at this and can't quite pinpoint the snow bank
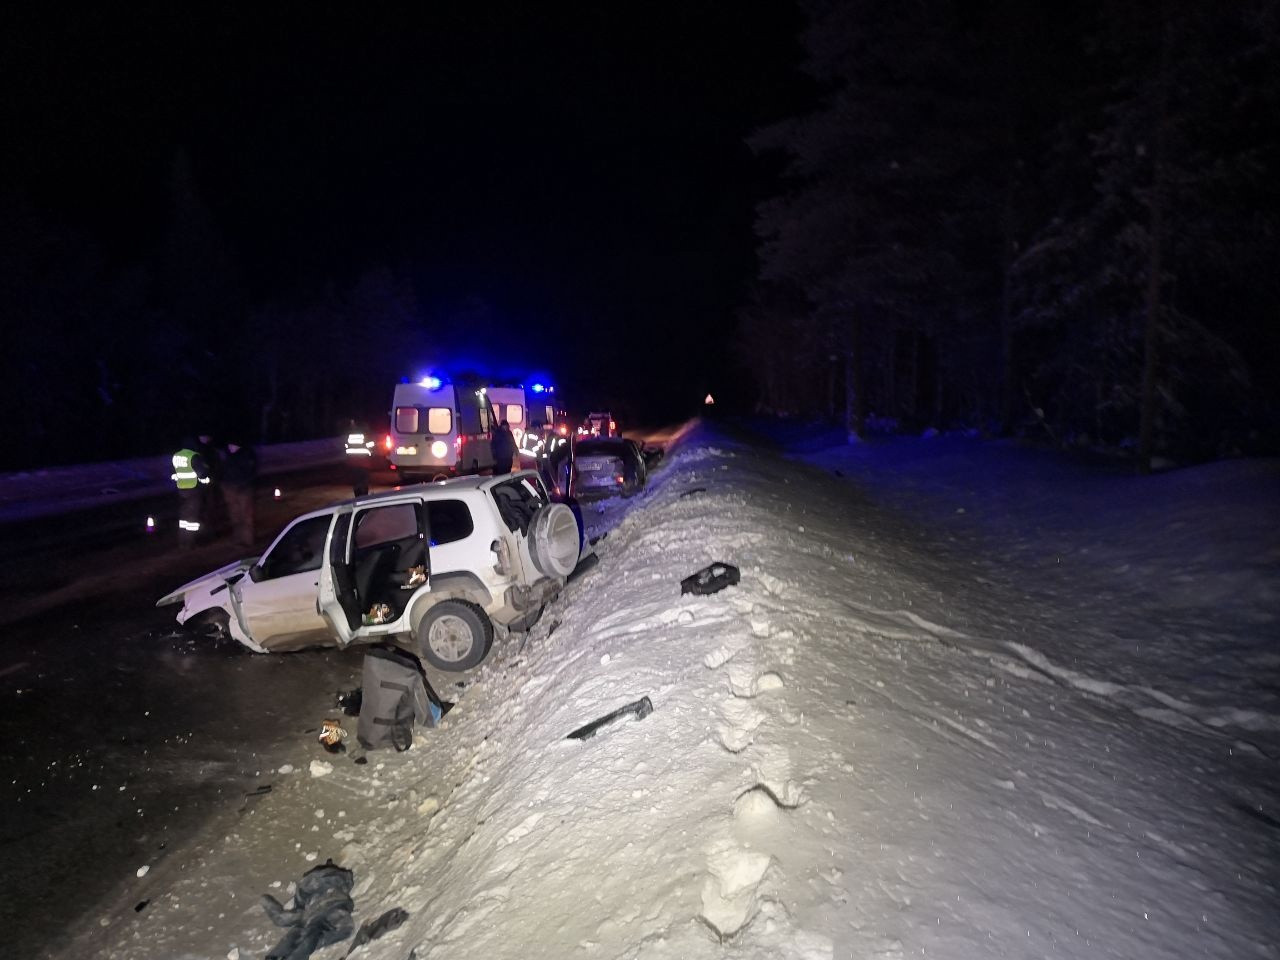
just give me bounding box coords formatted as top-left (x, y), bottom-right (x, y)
top-left (78, 423), bottom-right (1279, 960)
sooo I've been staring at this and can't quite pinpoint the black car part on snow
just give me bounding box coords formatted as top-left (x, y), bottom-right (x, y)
top-left (680, 562), bottom-right (740, 596)
top-left (566, 695), bottom-right (654, 741)
top-left (345, 907), bottom-right (410, 957)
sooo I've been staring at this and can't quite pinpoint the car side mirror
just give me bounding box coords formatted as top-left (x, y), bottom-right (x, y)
top-left (248, 564), bottom-right (264, 583)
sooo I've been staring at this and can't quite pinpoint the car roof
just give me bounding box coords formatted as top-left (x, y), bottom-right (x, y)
top-left (286, 470), bottom-right (543, 523)
top-left (577, 436), bottom-right (628, 448)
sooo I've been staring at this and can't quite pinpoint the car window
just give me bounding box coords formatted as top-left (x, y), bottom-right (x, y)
top-left (504, 403), bottom-right (524, 425)
top-left (261, 514), bottom-right (332, 578)
top-left (354, 503), bottom-right (419, 550)
top-left (394, 406), bottom-right (419, 434)
top-left (427, 407), bottom-right (452, 435)
top-left (491, 476), bottom-right (546, 534)
top-left (427, 499), bottom-right (474, 546)
top-left (576, 440), bottom-right (624, 457)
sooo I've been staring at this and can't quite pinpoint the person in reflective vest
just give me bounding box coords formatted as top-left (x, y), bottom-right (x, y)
top-left (171, 441), bottom-right (210, 550)
top-left (344, 419), bottom-right (375, 495)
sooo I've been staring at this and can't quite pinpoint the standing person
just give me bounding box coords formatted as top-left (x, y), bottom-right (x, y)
top-left (194, 432), bottom-right (224, 539)
top-left (222, 437), bottom-right (258, 551)
top-left (491, 419), bottom-right (516, 475)
top-left (343, 418), bottom-right (373, 496)
top-left (171, 438), bottom-right (210, 550)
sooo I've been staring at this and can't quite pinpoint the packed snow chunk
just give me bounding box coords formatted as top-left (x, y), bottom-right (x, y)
top-left (728, 662), bottom-right (785, 698)
top-left (309, 760), bottom-right (334, 778)
top-left (716, 698), bottom-right (765, 753)
top-left (277, 764), bottom-right (295, 775)
top-left (136, 865), bottom-right (150, 878)
top-left (417, 795), bottom-right (441, 818)
top-left (733, 786), bottom-right (786, 825)
top-left (699, 839), bottom-right (773, 939)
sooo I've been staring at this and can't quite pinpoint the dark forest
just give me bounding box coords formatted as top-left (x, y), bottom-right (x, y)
top-left (2, 1), bottom-right (1277, 472)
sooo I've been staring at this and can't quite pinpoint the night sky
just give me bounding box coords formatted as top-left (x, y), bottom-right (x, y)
top-left (3, 5), bottom-right (810, 420)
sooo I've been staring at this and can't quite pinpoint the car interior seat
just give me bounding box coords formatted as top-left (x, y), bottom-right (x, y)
top-left (354, 543), bottom-right (401, 610)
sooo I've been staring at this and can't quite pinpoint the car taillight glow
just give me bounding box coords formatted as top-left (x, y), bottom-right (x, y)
top-left (383, 434), bottom-right (393, 450)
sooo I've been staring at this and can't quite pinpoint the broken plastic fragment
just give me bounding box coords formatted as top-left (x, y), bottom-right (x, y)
top-left (680, 562), bottom-right (740, 596)
top-left (567, 696), bottom-right (654, 741)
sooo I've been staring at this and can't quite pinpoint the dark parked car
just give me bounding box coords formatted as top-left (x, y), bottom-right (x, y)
top-left (573, 437), bottom-right (647, 498)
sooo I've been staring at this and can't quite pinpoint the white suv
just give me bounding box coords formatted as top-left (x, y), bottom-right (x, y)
top-left (157, 471), bottom-right (582, 671)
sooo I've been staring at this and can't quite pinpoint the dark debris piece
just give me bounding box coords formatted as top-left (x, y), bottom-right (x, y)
top-left (262, 861), bottom-right (355, 960)
top-left (678, 487), bottom-right (707, 498)
top-left (567, 696), bottom-right (654, 741)
top-left (346, 907), bottom-right (410, 957)
top-left (337, 688), bottom-right (363, 716)
top-left (680, 562), bottom-right (740, 596)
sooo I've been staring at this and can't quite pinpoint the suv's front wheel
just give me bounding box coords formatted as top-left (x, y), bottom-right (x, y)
top-left (415, 600), bottom-right (494, 671)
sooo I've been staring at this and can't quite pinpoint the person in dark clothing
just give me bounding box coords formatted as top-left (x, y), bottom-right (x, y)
top-left (223, 438), bottom-right (258, 550)
top-left (492, 419), bottom-right (517, 475)
top-left (194, 432), bottom-right (224, 539)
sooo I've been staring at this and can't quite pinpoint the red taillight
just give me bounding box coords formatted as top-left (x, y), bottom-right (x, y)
top-left (455, 435), bottom-right (463, 451)
top-left (609, 420), bottom-right (616, 432)
top-left (383, 434), bottom-right (392, 451)
top-left (615, 475), bottom-right (625, 484)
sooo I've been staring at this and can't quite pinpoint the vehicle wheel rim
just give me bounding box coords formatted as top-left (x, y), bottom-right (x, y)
top-left (428, 614), bottom-right (474, 662)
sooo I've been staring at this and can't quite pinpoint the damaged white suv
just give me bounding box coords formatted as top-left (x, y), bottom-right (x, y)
top-left (157, 471), bottom-right (582, 670)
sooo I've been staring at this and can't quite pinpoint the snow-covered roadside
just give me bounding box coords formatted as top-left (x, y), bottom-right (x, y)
top-left (800, 431), bottom-right (1280, 746)
top-left (76, 422), bottom-right (1278, 960)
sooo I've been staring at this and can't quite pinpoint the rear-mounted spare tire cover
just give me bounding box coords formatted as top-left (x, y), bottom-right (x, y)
top-left (528, 502), bottom-right (579, 578)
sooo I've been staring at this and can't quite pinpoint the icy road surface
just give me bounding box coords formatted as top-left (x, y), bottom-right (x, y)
top-left (77, 422), bottom-right (1278, 960)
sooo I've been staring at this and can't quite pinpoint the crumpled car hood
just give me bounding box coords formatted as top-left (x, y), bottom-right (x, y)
top-left (156, 557), bottom-right (256, 607)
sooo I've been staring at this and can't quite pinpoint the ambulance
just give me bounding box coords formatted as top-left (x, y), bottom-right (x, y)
top-left (487, 383), bottom-right (563, 461)
top-left (387, 376), bottom-right (496, 482)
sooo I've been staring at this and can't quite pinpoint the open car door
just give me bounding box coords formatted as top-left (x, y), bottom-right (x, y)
top-left (317, 506), bottom-right (359, 647)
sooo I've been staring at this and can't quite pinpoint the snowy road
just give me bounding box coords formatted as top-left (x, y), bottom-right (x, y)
top-left (70, 421), bottom-right (1279, 960)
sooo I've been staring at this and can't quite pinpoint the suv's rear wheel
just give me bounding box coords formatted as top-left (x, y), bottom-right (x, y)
top-left (415, 600), bottom-right (493, 671)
